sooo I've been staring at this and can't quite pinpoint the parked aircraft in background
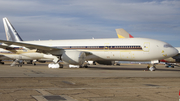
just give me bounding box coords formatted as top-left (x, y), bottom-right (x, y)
top-left (116, 28), bottom-right (134, 38)
top-left (0, 48), bottom-right (14, 64)
top-left (0, 48), bottom-right (56, 66)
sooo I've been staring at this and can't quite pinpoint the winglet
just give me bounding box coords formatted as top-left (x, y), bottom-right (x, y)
top-left (3, 17), bottom-right (23, 42)
top-left (115, 28), bottom-right (134, 38)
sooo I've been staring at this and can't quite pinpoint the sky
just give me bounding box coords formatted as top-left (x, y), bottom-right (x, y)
top-left (0, 0), bottom-right (179, 47)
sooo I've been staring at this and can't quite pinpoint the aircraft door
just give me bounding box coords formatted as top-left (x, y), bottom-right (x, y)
top-left (103, 43), bottom-right (111, 59)
top-left (104, 43), bottom-right (109, 50)
top-left (143, 42), bottom-right (150, 52)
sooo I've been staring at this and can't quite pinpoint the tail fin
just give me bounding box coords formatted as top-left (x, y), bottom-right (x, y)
top-left (115, 28), bottom-right (134, 38)
top-left (3, 17), bottom-right (23, 42)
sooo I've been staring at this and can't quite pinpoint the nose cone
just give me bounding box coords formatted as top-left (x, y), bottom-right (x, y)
top-left (166, 47), bottom-right (178, 58)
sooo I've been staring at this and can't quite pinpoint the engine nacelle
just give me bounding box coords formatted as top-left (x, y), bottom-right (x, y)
top-left (62, 50), bottom-right (86, 65)
top-left (95, 60), bottom-right (115, 65)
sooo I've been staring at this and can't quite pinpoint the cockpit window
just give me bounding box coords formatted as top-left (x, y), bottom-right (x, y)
top-left (164, 44), bottom-right (173, 48)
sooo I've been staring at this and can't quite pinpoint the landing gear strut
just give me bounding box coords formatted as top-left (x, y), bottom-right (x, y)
top-left (18, 60), bottom-right (23, 67)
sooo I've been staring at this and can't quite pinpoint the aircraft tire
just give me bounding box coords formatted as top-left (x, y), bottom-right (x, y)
top-left (84, 65), bottom-right (88, 68)
top-left (60, 65), bottom-right (63, 68)
top-left (1, 62), bottom-right (4, 65)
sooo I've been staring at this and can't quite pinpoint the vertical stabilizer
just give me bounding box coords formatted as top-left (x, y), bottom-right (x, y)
top-left (115, 28), bottom-right (134, 38)
top-left (3, 17), bottom-right (23, 42)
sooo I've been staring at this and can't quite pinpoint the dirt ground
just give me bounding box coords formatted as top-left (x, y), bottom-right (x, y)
top-left (0, 63), bottom-right (179, 101)
top-left (0, 77), bottom-right (179, 101)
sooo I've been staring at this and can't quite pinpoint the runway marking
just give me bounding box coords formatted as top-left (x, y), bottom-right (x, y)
top-left (36, 89), bottom-right (53, 95)
top-left (44, 95), bottom-right (66, 100)
top-left (33, 96), bottom-right (48, 101)
top-left (33, 89), bottom-right (77, 101)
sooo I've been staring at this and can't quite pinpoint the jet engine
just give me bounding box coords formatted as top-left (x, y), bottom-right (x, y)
top-left (61, 50), bottom-right (86, 65)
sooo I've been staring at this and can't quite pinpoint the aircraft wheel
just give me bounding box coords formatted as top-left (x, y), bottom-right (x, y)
top-left (79, 65), bottom-right (83, 68)
top-left (60, 65), bottom-right (63, 68)
top-left (0, 62), bottom-right (4, 65)
top-left (93, 61), bottom-right (96, 65)
top-left (84, 65), bottom-right (88, 68)
top-left (116, 63), bottom-right (120, 66)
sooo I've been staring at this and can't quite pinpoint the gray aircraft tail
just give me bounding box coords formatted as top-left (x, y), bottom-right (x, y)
top-left (3, 17), bottom-right (23, 42)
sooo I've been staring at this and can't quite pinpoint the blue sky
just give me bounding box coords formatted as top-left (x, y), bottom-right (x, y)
top-left (0, 0), bottom-right (179, 47)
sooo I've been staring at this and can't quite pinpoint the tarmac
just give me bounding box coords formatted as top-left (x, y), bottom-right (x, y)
top-left (0, 62), bottom-right (180, 101)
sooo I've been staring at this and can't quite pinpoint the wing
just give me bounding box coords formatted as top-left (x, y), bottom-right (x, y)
top-left (0, 40), bottom-right (64, 55)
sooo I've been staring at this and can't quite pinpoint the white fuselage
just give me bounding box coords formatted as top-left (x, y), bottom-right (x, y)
top-left (22, 38), bottom-right (178, 62)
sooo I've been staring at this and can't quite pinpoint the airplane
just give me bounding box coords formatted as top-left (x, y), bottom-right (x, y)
top-left (0, 17), bottom-right (58, 66)
top-left (0, 21), bottom-right (178, 71)
top-left (3, 18), bottom-right (158, 69)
